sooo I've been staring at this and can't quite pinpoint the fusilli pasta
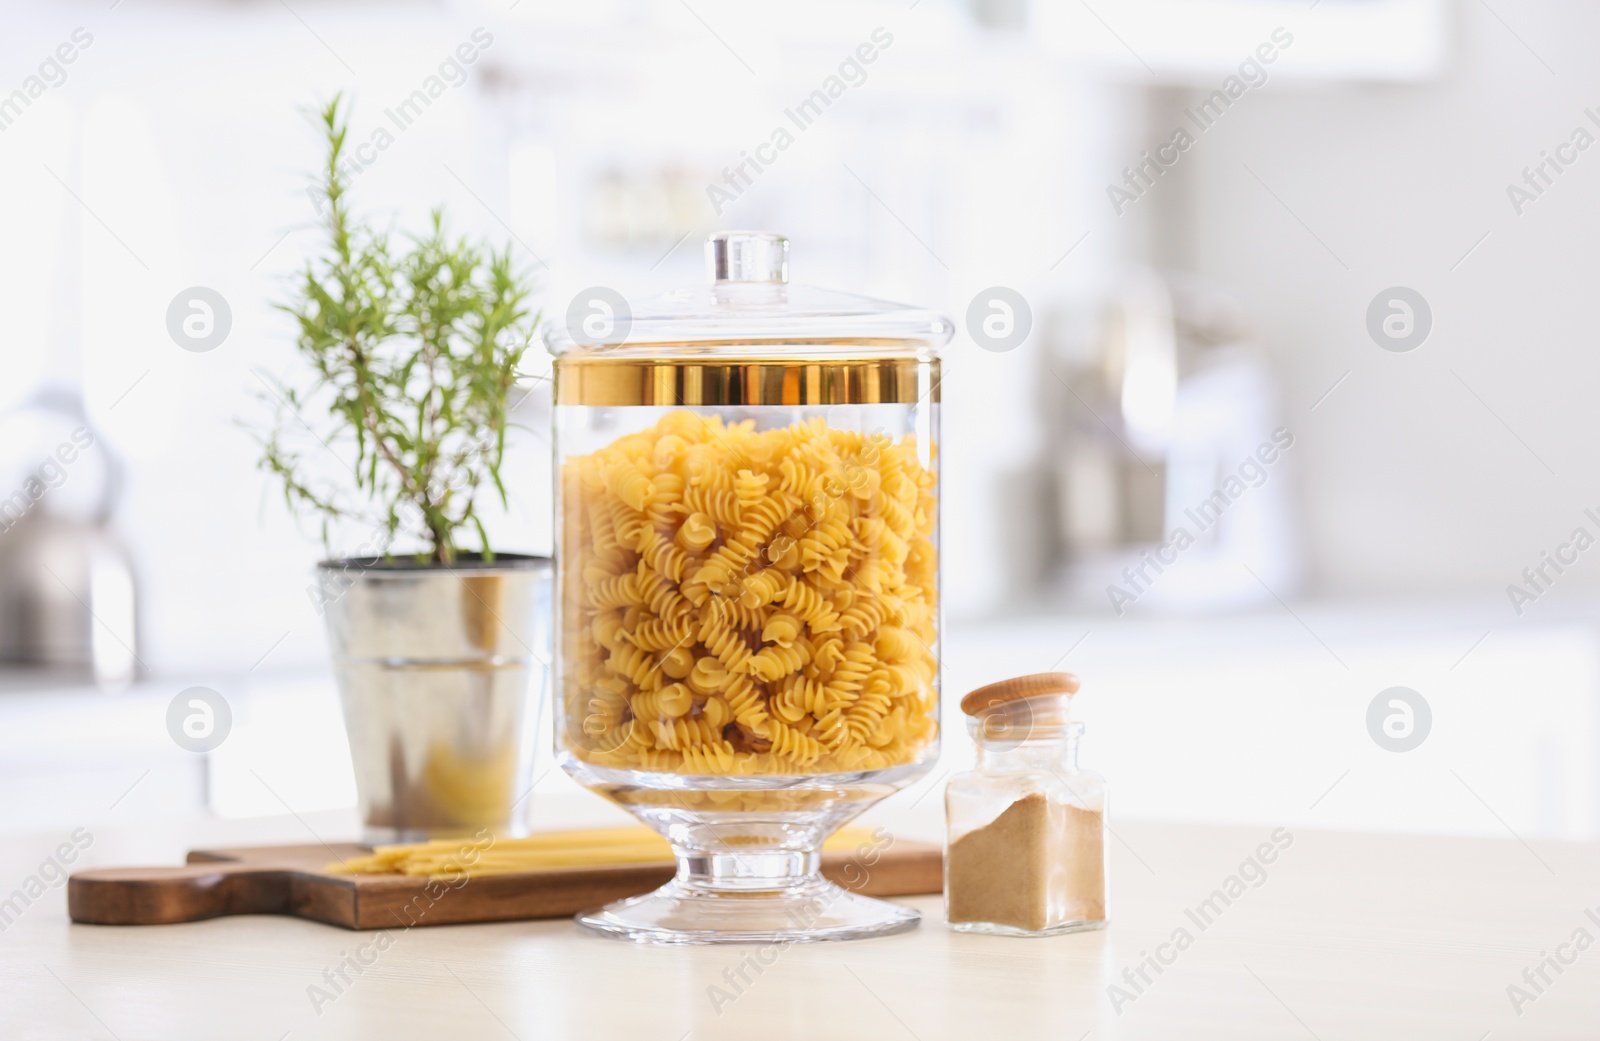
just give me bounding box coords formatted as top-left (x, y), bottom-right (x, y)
top-left (560, 411), bottom-right (938, 775)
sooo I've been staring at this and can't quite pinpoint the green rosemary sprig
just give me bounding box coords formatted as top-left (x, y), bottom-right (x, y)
top-left (260, 95), bottom-right (539, 565)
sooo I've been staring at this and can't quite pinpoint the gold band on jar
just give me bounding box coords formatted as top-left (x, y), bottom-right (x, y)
top-left (554, 352), bottom-right (941, 407)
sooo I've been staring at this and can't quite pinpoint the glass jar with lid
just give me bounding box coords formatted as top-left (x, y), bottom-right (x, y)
top-left (945, 673), bottom-right (1109, 935)
top-left (546, 231), bottom-right (950, 944)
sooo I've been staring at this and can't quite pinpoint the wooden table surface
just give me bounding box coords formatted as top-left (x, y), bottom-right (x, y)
top-left (5, 809), bottom-right (1599, 1040)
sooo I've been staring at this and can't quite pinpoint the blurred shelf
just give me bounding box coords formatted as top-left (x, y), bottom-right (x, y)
top-left (1035, 0), bottom-right (1449, 82)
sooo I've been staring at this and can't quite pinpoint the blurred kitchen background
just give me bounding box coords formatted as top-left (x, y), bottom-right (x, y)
top-left (6, 0), bottom-right (1600, 846)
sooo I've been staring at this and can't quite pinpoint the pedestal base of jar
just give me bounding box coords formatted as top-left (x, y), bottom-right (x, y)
top-left (561, 759), bottom-right (933, 943)
top-left (576, 876), bottom-right (921, 945)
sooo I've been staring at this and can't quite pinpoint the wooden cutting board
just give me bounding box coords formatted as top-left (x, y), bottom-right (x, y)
top-left (67, 836), bottom-right (943, 930)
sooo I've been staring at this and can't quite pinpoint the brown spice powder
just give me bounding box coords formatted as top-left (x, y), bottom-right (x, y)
top-left (946, 792), bottom-right (1106, 932)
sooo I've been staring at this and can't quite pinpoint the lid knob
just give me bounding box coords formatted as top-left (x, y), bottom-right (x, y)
top-left (706, 231), bottom-right (789, 285)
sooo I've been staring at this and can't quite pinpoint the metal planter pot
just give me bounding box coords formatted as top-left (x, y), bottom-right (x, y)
top-left (317, 554), bottom-right (551, 844)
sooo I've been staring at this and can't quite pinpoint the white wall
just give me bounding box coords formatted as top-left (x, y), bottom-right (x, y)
top-left (1169, 0), bottom-right (1600, 598)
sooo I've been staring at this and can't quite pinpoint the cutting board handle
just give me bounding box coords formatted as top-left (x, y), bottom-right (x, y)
top-left (69, 863), bottom-right (294, 925)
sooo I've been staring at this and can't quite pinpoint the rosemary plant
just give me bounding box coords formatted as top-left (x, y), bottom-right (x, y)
top-left (260, 96), bottom-right (539, 565)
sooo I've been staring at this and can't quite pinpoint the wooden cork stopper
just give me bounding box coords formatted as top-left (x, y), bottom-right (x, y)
top-left (959, 672), bottom-right (1081, 718)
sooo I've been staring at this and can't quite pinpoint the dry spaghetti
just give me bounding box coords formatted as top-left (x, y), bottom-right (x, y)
top-left (332, 825), bottom-right (880, 878)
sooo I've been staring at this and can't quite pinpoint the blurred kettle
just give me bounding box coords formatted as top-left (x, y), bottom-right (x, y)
top-left (1051, 271), bottom-right (1301, 611)
top-left (0, 388), bottom-right (138, 687)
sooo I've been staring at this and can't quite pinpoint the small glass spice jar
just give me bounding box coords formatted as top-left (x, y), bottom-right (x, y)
top-left (944, 673), bottom-right (1108, 936)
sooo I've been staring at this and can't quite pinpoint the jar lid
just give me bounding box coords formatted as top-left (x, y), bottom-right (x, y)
top-left (960, 673), bottom-right (1082, 717)
top-left (544, 231), bottom-right (954, 358)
